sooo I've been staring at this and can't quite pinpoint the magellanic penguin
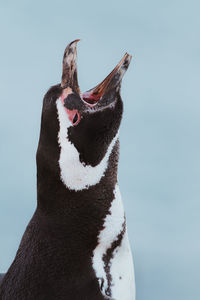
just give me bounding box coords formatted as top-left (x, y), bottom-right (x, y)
top-left (0, 40), bottom-right (135, 300)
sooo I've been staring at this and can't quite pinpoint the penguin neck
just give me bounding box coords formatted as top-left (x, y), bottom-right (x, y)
top-left (36, 139), bottom-right (119, 217)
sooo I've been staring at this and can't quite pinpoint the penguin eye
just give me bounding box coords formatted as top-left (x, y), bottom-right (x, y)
top-left (73, 113), bottom-right (78, 124)
top-left (63, 105), bottom-right (81, 126)
top-left (72, 112), bottom-right (80, 126)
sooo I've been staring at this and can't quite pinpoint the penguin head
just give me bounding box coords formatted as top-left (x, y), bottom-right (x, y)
top-left (38, 40), bottom-right (132, 190)
top-left (59, 40), bottom-right (131, 166)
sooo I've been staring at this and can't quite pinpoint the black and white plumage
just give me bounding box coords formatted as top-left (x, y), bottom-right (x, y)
top-left (0, 40), bottom-right (135, 300)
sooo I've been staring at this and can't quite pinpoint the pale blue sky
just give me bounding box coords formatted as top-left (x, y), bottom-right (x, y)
top-left (0, 1), bottom-right (200, 299)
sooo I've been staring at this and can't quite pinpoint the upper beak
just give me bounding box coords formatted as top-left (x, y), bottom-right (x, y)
top-left (82, 53), bottom-right (132, 104)
top-left (61, 39), bottom-right (81, 95)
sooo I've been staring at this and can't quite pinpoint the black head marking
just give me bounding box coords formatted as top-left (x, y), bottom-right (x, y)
top-left (63, 93), bottom-right (85, 111)
top-left (67, 93), bottom-right (123, 166)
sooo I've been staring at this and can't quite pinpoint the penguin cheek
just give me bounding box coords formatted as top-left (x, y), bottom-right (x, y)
top-left (65, 108), bottom-right (81, 126)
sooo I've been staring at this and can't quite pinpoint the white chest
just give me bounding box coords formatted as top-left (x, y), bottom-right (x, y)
top-left (92, 185), bottom-right (135, 300)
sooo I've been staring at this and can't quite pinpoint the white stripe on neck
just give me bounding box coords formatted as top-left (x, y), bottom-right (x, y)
top-left (56, 99), bottom-right (118, 191)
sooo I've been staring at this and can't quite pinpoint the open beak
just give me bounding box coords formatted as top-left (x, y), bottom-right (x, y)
top-left (61, 40), bottom-right (132, 106)
top-left (82, 53), bottom-right (132, 105)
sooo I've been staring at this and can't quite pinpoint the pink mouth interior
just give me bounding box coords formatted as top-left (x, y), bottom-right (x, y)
top-left (82, 91), bottom-right (101, 105)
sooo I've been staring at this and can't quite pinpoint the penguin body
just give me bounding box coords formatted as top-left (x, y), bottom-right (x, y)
top-left (0, 41), bottom-right (135, 300)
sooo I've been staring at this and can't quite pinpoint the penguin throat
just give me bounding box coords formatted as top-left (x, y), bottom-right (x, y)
top-left (56, 99), bottom-right (119, 191)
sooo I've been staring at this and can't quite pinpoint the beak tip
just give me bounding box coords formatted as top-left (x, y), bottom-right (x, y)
top-left (122, 53), bottom-right (132, 70)
top-left (68, 39), bottom-right (81, 48)
top-left (63, 39), bottom-right (81, 57)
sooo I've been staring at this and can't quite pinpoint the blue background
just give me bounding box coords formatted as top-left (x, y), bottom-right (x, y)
top-left (0, 1), bottom-right (199, 299)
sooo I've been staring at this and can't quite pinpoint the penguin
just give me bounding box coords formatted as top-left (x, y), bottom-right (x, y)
top-left (0, 40), bottom-right (135, 300)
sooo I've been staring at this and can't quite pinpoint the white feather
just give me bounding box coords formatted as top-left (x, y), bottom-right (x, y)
top-left (56, 98), bottom-right (118, 191)
top-left (92, 185), bottom-right (135, 300)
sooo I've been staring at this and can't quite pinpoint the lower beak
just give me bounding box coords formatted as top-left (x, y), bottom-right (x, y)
top-left (82, 53), bottom-right (132, 104)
